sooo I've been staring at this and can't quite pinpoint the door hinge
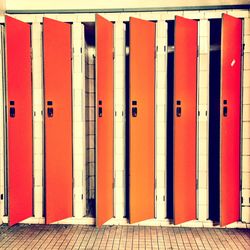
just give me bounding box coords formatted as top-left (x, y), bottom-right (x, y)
top-left (113, 48), bottom-right (115, 60)
top-left (241, 196), bottom-right (243, 204)
top-left (163, 195), bottom-right (165, 201)
top-left (196, 179), bottom-right (198, 189)
top-left (113, 178), bottom-right (115, 189)
top-left (81, 194), bottom-right (84, 200)
top-left (0, 194), bottom-right (3, 200)
top-left (30, 48), bottom-right (33, 59)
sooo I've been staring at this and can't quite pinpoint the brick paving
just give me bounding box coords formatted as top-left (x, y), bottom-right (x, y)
top-left (0, 224), bottom-right (249, 249)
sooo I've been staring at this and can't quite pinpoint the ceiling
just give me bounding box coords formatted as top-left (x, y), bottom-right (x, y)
top-left (2, 0), bottom-right (250, 12)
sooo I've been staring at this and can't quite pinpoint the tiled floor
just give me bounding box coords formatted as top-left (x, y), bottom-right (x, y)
top-left (0, 224), bottom-right (249, 249)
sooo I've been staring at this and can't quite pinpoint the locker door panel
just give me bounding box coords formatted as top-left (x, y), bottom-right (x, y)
top-left (129, 17), bottom-right (155, 224)
top-left (43, 17), bottom-right (73, 224)
top-left (96, 14), bottom-right (114, 227)
top-left (174, 16), bottom-right (198, 225)
top-left (220, 14), bottom-right (242, 226)
top-left (6, 16), bottom-right (33, 226)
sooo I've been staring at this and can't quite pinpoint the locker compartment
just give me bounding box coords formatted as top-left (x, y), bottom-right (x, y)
top-left (208, 15), bottom-right (242, 226)
top-left (125, 21), bottom-right (130, 219)
top-left (208, 18), bottom-right (221, 223)
top-left (84, 22), bottom-right (96, 217)
top-left (167, 17), bottom-right (198, 225)
top-left (166, 20), bottom-right (174, 220)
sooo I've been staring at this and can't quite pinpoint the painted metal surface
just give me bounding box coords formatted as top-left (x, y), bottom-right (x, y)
top-left (173, 16), bottom-right (198, 225)
top-left (96, 14), bottom-right (114, 227)
top-left (6, 16), bottom-right (33, 226)
top-left (43, 17), bottom-right (73, 224)
top-left (220, 13), bottom-right (242, 226)
top-left (129, 17), bottom-right (155, 224)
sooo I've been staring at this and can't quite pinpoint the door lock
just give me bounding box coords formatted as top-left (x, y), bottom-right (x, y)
top-left (10, 100), bottom-right (15, 118)
top-left (47, 101), bottom-right (53, 118)
top-left (223, 100), bottom-right (228, 117)
top-left (98, 100), bottom-right (103, 117)
top-left (132, 100), bottom-right (138, 118)
top-left (176, 100), bottom-right (181, 117)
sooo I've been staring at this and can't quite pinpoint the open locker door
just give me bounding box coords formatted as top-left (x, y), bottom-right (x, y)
top-left (6, 16), bottom-right (33, 226)
top-left (173, 16), bottom-right (198, 225)
top-left (129, 17), bottom-right (155, 224)
top-left (220, 14), bottom-right (242, 226)
top-left (43, 18), bottom-right (73, 224)
top-left (96, 14), bottom-right (114, 227)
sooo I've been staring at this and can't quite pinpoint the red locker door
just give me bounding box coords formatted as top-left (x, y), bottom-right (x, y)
top-left (220, 14), bottom-right (242, 226)
top-left (129, 17), bottom-right (155, 224)
top-left (96, 14), bottom-right (114, 227)
top-left (174, 16), bottom-right (198, 225)
top-left (6, 16), bottom-right (33, 226)
top-left (43, 17), bottom-right (73, 224)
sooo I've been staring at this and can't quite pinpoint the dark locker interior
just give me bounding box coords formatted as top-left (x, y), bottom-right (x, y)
top-left (166, 20), bottom-right (175, 220)
top-left (208, 19), bottom-right (221, 222)
top-left (84, 22), bottom-right (96, 217)
top-left (125, 21), bottom-right (130, 219)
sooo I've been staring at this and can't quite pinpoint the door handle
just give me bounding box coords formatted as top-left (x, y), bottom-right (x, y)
top-left (176, 107), bottom-right (181, 117)
top-left (10, 107), bottom-right (15, 118)
top-left (223, 100), bottom-right (228, 117)
top-left (98, 107), bottom-right (103, 117)
top-left (132, 107), bottom-right (137, 117)
top-left (223, 106), bottom-right (228, 117)
top-left (98, 100), bottom-right (102, 117)
top-left (47, 107), bottom-right (53, 118)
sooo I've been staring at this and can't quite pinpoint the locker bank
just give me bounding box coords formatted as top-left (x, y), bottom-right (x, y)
top-left (0, 0), bottom-right (250, 228)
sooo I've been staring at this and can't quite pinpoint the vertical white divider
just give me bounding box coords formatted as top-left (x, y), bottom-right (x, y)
top-left (32, 22), bottom-right (44, 219)
top-left (155, 20), bottom-right (167, 220)
top-left (114, 21), bottom-right (126, 219)
top-left (197, 19), bottom-right (209, 221)
top-left (72, 22), bottom-right (85, 218)
top-left (242, 17), bottom-right (250, 224)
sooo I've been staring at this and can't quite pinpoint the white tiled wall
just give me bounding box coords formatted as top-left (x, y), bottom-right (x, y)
top-left (0, 9), bottom-right (250, 227)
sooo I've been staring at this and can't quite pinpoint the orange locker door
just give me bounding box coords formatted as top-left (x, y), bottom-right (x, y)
top-left (96, 14), bottom-right (114, 227)
top-left (220, 14), bottom-right (242, 226)
top-left (43, 18), bottom-right (73, 224)
top-left (6, 16), bottom-right (33, 226)
top-left (129, 17), bottom-right (155, 224)
top-left (173, 16), bottom-right (198, 224)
